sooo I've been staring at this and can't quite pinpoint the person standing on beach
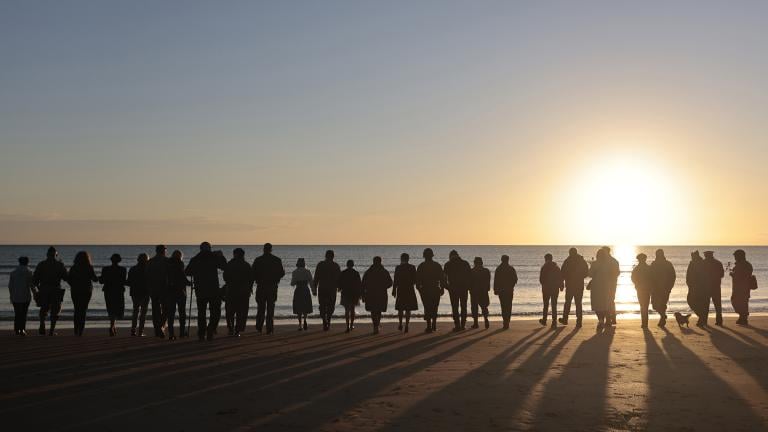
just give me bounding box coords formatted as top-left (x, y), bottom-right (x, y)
top-left (224, 248), bottom-right (254, 337)
top-left (443, 250), bottom-right (472, 332)
top-left (703, 251), bottom-right (725, 326)
top-left (650, 249), bottom-right (676, 328)
top-left (127, 253), bottom-right (150, 336)
top-left (494, 255), bottom-right (518, 329)
top-left (361, 256), bottom-right (393, 334)
top-left (100, 253), bottom-right (127, 337)
top-left (588, 249), bottom-right (613, 331)
top-left (539, 253), bottom-right (563, 329)
top-left (730, 249), bottom-right (755, 326)
top-left (393, 253), bottom-right (418, 333)
top-left (8, 256), bottom-right (34, 335)
top-left (185, 242), bottom-right (227, 341)
top-left (686, 251), bottom-right (709, 327)
top-left (339, 259), bottom-right (362, 332)
top-left (166, 250), bottom-right (190, 340)
top-left (251, 243), bottom-right (285, 335)
top-left (33, 247), bottom-right (68, 336)
top-left (559, 247), bottom-right (589, 327)
top-left (470, 257), bottom-right (491, 329)
top-left (291, 258), bottom-right (314, 331)
top-left (68, 251), bottom-right (98, 337)
top-left (147, 245), bottom-right (169, 338)
top-left (631, 253), bottom-right (653, 329)
top-left (313, 250), bottom-right (341, 331)
top-left (416, 248), bottom-right (445, 333)
top-left (602, 247), bottom-right (621, 325)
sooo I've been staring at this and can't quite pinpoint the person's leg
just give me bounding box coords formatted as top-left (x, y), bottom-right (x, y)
top-left (350, 305), bottom-right (355, 329)
top-left (448, 290), bottom-right (460, 330)
top-left (12, 303), bottom-right (22, 334)
top-left (550, 293), bottom-right (558, 327)
top-left (713, 286), bottom-right (723, 325)
top-left (138, 297), bottom-right (148, 335)
top-left (49, 301), bottom-right (61, 335)
top-left (541, 292), bottom-right (549, 325)
top-left (470, 293), bottom-right (479, 328)
top-left (405, 310), bottom-right (411, 332)
top-left (39, 301), bottom-right (49, 335)
top-left (459, 290), bottom-right (468, 329)
top-left (639, 292), bottom-right (649, 328)
top-left (166, 295), bottom-right (178, 339)
top-left (266, 299), bottom-right (275, 334)
top-left (131, 297), bottom-right (139, 334)
top-left (208, 297), bottom-right (222, 339)
top-left (575, 289), bottom-right (583, 325)
top-left (397, 310), bottom-right (403, 330)
top-left (255, 295), bottom-right (266, 333)
top-left (20, 302), bottom-right (29, 333)
top-left (562, 290), bottom-right (573, 324)
top-left (151, 295), bottom-right (165, 336)
top-left (196, 297), bottom-right (208, 339)
top-left (225, 297), bottom-right (235, 335)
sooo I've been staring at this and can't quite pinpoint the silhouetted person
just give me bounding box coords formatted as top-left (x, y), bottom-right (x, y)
top-left (416, 248), bottom-right (445, 333)
top-left (291, 258), bottom-right (313, 331)
top-left (8, 256), bottom-right (34, 336)
top-left (470, 257), bottom-right (491, 329)
top-left (166, 250), bottom-right (190, 340)
top-left (224, 248), bottom-right (254, 337)
top-left (559, 247), bottom-right (589, 327)
top-left (339, 259), bottom-right (362, 332)
top-left (313, 250), bottom-right (341, 331)
top-left (146, 245), bottom-right (169, 337)
top-left (539, 253), bottom-right (563, 328)
top-left (602, 246), bottom-right (620, 325)
top-left (33, 247), bottom-right (68, 336)
top-left (494, 255), bottom-right (518, 329)
top-left (393, 253), bottom-right (418, 333)
top-left (650, 249), bottom-right (676, 328)
top-left (686, 250), bottom-right (708, 327)
top-left (588, 249), bottom-right (613, 331)
top-left (251, 243), bottom-right (285, 335)
top-left (100, 253), bottom-right (127, 337)
top-left (127, 253), bottom-right (150, 336)
top-left (443, 250), bottom-right (472, 332)
top-left (730, 249), bottom-right (755, 325)
top-left (361, 256), bottom-right (393, 334)
top-left (185, 242), bottom-right (227, 341)
top-left (68, 251), bottom-right (98, 337)
top-left (703, 251), bottom-right (725, 326)
top-left (631, 253), bottom-right (653, 329)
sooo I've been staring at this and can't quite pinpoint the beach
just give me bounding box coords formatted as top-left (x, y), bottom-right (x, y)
top-left (1, 317), bottom-right (767, 431)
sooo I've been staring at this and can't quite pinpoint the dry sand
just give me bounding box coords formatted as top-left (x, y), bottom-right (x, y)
top-left (1, 317), bottom-right (767, 431)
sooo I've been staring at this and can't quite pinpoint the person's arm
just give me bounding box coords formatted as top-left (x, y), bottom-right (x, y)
top-left (392, 269), bottom-right (399, 297)
top-left (539, 266), bottom-right (545, 286)
top-left (511, 267), bottom-right (518, 287)
top-left (184, 258), bottom-right (195, 277)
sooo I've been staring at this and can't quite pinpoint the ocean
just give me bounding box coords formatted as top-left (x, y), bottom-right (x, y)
top-left (1, 245), bottom-right (766, 326)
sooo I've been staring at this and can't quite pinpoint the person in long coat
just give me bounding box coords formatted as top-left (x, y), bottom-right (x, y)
top-left (313, 250), bottom-right (341, 331)
top-left (291, 258), bottom-right (314, 331)
top-left (539, 253), bottom-right (563, 329)
top-left (494, 255), bottom-right (518, 329)
top-left (686, 251), bottom-right (709, 327)
top-left (224, 248), bottom-right (255, 337)
top-left (185, 242), bottom-right (227, 341)
top-left (33, 247), bottom-right (68, 336)
top-left (251, 243), bottom-right (285, 335)
top-left (361, 256), bottom-right (393, 334)
top-left (631, 253), bottom-right (653, 329)
top-left (650, 249), bottom-right (676, 328)
top-left (588, 249), bottom-right (612, 331)
top-left (730, 249), bottom-right (755, 325)
top-left (393, 253), bottom-right (418, 333)
top-left (560, 248), bottom-right (589, 327)
top-left (339, 260), bottom-right (362, 332)
top-left (127, 253), bottom-right (150, 337)
top-left (470, 257), bottom-right (491, 329)
top-left (416, 248), bottom-right (445, 333)
top-left (703, 251), bottom-right (725, 326)
top-left (100, 253), bottom-right (127, 337)
top-left (443, 250), bottom-right (472, 332)
top-left (146, 245), bottom-right (169, 338)
top-left (602, 246), bottom-right (621, 325)
top-left (68, 251), bottom-right (99, 337)
top-left (166, 250), bottom-right (190, 340)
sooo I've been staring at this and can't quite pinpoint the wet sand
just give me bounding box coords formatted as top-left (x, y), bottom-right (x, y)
top-left (1, 317), bottom-right (767, 431)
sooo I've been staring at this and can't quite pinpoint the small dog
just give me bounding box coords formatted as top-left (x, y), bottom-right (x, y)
top-left (674, 312), bottom-right (691, 328)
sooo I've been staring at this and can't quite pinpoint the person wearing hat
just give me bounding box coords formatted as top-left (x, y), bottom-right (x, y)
top-left (539, 253), bottom-right (563, 329)
top-left (100, 253), bottom-right (127, 336)
top-left (730, 249), bottom-right (755, 325)
top-left (185, 242), bottom-right (227, 340)
top-left (559, 247), bottom-right (589, 327)
top-left (33, 246), bottom-right (68, 336)
top-left (393, 253), bottom-right (418, 333)
top-left (494, 255), bottom-right (518, 329)
top-left (416, 248), bottom-right (445, 333)
top-left (631, 253), bottom-right (653, 328)
top-left (686, 251), bottom-right (709, 327)
top-left (443, 250), bottom-right (472, 331)
top-left (470, 257), bottom-right (491, 329)
top-left (703, 251), bottom-right (725, 326)
top-left (147, 244), bottom-right (169, 337)
top-left (650, 249), bottom-right (676, 328)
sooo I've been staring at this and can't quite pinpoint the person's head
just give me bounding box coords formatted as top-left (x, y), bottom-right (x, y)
top-left (73, 251), bottom-right (92, 267)
top-left (423, 248), bottom-right (434, 260)
top-left (296, 257), bottom-right (306, 268)
top-left (569, 247), bottom-right (578, 257)
top-left (704, 251), bottom-right (714, 259)
top-left (501, 254), bottom-right (510, 264)
top-left (155, 244), bottom-right (167, 257)
top-left (325, 250), bottom-right (335, 260)
top-left (233, 248), bottom-right (245, 259)
top-left (18, 256), bottom-right (29, 266)
top-left (110, 253), bottom-right (122, 265)
top-left (734, 249), bottom-right (746, 261)
top-left (400, 253), bottom-right (410, 264)
top-left (691, 250), bottom-right (701, 260)
top-left (596, 248), bottom-right (606, 260)
top-left (137, 253), bottom-right (149, 265)
top-left (46, 246), bottom-right (57, 259)
top-left (473, 257), bottom-right (483, 267)
top-left (346, 259), bottom-right (354, 269)
top-left (373, 256), bottom-right (382, 265)
top-left (200, 242), bottom-right (212, 252)
top-left (449, 250), bottom-right (459, 260)
top-left (655, 249), bottom-right (666, 260)
top-left (637, 253), bottom-right (647, 264)
top-left (263, 243), bottom-right (273, 254)
top-left (171, 250), bottom-right (183, 261)
top-left (601, 246), bottom-right (612, 256)
top-left (544, 253), bottom-right (553, 263)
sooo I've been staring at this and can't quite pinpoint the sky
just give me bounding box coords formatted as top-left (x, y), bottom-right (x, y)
top-left (1, 1), bottom-right (767, 245)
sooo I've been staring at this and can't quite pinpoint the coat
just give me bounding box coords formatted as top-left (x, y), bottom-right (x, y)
top-left (290, 267), bottom-right (313, 315)
top-left (68, 264), bottom-right (98, 295)
top-left (588, 260), bottom-right (613, 313)
top-left (686, 257), bottom-right (708, 315)
top-left (704, 257), bottom-right (724, 294)
top-left (224, 258), bottom-right (255, 299)
top-left (127, 263), bottom-right (149, 298)
top-left (631, 262), bottom-right (653, 295)
top-left (443, 258), bottom-right (472, 293)
top-left (730, 260), bottom-right (754, 314)
top-left (650, 258), bottom-right (676, 311)
top-left (146, 255), bottom-right (169, 297)
top-left (361, 264), bottom-right (393, 313)
top-left (470, 267), bottom-right (491, 308)
top-left (393, 263), bottom-right (418, 311)
top-left (416, 260), bottom-right (445, 297)
top-left (185, 250), bottom-right (227, 298)
top-left (252, 253), bottom-right (285, 288)
top-left (539, 261), bottom-right (563, 294)
top-left (339, 268), bottom-right (362, 307)
top-left (33, 258), bottom-right (68, 289)
top-left (100, 265), bottom-right (127, 318)
top-left (8, 265), bottom-right (34, 303)
top-left (167, 258), bottom-right (189, 296)
top-left (561, 255), bottom-right (589, 291)
top-left (313, 260), bottom-right (341, 296)
top-left (493, 263), bottom-right (518, 296)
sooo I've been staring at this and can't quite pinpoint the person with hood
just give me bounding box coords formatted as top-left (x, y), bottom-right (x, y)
top-left (8, 256), bottom-right (35, 335)
top-left (443, 250), bottom-right (472, 332)
top-left (631, 253), bottom-right (653, 329)
top-left (393, 253), bottom-right (418, 333)
top-left (100, 253), bottom-right (127, 337)
top-left (361, 256), bottom-right (393, 334)
top-left (127, 253), bottom-right (150, 336)
top-left (166, 250), bottom-right (190, 340)
top-left (494, 255), bottom-right (518, 329)
top-left (251, 243), bottom-right (285, 335)
top-left (146, 245), bottom-right (169, 338)
top-left (470, 257), bottom-right (491, 329)
top-left (650, 249), bottom-right (676, 328)
top-left (730, 249), bottom-right (755, 325)
top-left (539, 253), bottom-right (563, 329)
top-left (686, 250), bottom-right (708, 327)
top-left (68, 251), bottom-right (98, 337)
top-left (588, 249), bottom-right (613, 331)
top-left (33, 246), bottom-right (68, 336)
top-left (559, 247), bottom-right (589, 327)
top-left (224, 248), bottom-right (255, 337)
top-left (291, 258), bottom-right (313, 331)
top-left (313, 250), bottom-right (341, 331)
top-left (185, 242), bottom-right (227, 341)
top-left (339, 259), bottom-right (362, 332)
top-left (703, 251), bottom-right (725, 326)
top-left (416, 248), bottom-right (445, 333)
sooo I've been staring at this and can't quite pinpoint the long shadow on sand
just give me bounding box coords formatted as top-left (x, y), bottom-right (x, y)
top-left (709, 326), bottom-right (768, 393)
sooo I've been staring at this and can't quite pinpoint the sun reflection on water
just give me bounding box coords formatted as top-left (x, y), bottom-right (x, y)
top-left (613, 245), bottom-right (640, 314)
